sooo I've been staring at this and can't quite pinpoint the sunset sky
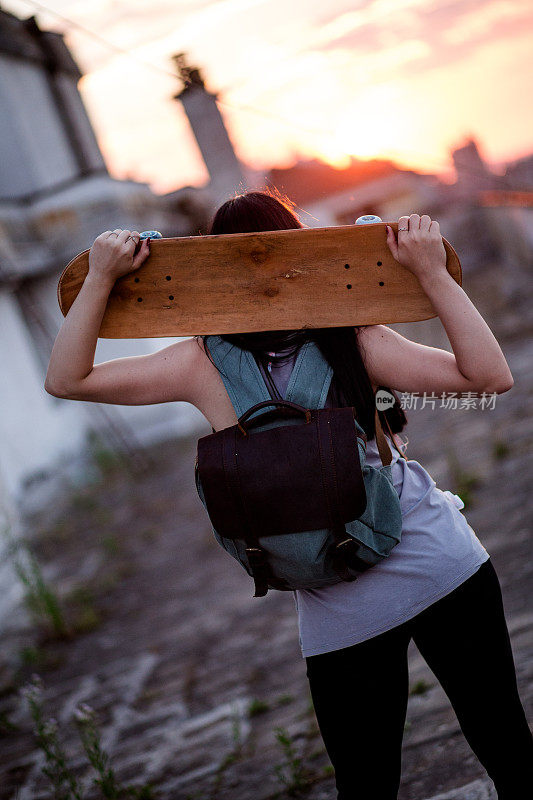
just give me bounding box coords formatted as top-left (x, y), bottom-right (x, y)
top-left (5, 0), bottom-right (533, 193)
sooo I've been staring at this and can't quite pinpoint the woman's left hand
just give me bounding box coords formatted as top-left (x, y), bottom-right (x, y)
top-left (386, 214), bottom-right (447, 281)
top-left (88, 229), bottom-right (151, 284)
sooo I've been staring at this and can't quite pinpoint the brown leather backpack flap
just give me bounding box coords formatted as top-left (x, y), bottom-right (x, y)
top-left (197, 405), bottom-right (367, 539)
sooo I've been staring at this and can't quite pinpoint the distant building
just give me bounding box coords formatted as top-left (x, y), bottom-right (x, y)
top-left (266, 156), bottom-right (444, 227)
top-left (503, 152), bottom-right (533, 191)
top-left (477, 189), bottom-right (533, 301)
top-left (173, 53), bottom-right (250, 210)
top-left (451, 137), bottom-right (500, 201)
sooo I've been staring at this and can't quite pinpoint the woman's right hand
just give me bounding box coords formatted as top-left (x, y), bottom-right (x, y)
top-left (386, 213), bottom-right (447, 281)
top-left (88, 229), bottom-right (151, 284)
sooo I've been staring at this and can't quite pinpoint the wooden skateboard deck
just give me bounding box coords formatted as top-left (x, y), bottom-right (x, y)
top-left (57, 222), bottom-right (462, 338)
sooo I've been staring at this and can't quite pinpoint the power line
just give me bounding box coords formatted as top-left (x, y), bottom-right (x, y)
top-left (14, 0), bottom-right (179, 79)
top-left (14, 0), bottom-right (518, 186)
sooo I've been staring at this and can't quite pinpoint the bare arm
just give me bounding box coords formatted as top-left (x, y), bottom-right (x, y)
top-left (359, 214), bottom-right (513, 396)
top-left (45, 229), bottom-right (198, 404)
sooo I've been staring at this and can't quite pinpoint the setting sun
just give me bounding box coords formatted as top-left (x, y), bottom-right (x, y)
top-left (320, 85), bottom-right (409, 166)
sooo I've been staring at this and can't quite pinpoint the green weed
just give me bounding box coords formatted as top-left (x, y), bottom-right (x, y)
top-left (20, 675), bottom-right (158, 799)
top-left (276, 694), bottom-right (295, 707)
top-left (74, 703), bottom-right (120, 798)
top-left (446, 448), bottom-right (482, 510)
top-left (66, 584), bottom-right (103, 635)
top-left (0, 710), bottom-right (18, 734)
top-left (19, 645), bottom-right (63, 671)
top-left (21, 675), bottom-right (83, 800)
top-left (209, 703), bottom-right (244, 799)
top-left (409, 679), bottom-right (431, 696)
top-left (492, 439), bottom-right (510, 459)
top-left (273, 726), bottom-right (311, 796)
top-left (248, 698), bottom-right (270, 717)
top-left (12, 545), bottom-right (68, 638)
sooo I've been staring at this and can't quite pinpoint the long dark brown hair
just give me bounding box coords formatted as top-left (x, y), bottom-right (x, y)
top-left (196, 188), bottom-right (407, 443)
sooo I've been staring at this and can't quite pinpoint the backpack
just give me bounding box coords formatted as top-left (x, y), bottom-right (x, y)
top-left (194, 335), bottom-right (403, 597)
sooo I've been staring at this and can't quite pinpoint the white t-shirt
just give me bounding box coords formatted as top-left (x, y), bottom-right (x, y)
top-left (264, 347), bottom-right (490, 659)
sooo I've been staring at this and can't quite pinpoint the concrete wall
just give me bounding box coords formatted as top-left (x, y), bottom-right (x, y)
top-left (0, 54), bottom-right (79, 199)
top-left (0, 288), bottom-right (85, 500)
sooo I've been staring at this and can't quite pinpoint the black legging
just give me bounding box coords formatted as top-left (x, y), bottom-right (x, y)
top-left (305, 558), bottom-right (533, 799)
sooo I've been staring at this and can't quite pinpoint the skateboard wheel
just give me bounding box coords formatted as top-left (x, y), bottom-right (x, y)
top-left (355, 215), bottom-right (382, 224)
top-left (139, 230), bottom-right (162, 239)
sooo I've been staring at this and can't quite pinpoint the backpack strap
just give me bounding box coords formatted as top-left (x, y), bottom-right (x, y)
top-left (377, 406), bottom-right (405, 462)
top-left (203, 336), bottom-right (333, 411)
top-left (374, 408), bottom-right (394, 467)
top-left (285, 340), bottom-right (334, 409)
top-left (203, 334), bottom-right (273, 416)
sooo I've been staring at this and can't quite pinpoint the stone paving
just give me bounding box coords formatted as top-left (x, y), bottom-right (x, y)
top-left (0, 271), bottom-right (531, 800)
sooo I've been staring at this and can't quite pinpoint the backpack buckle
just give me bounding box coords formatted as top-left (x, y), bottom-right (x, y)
top-left (245, 546), bottom-right (266, 567)
top-left (334, 537), bottom-right (371, 574)
top-left (336, 538), bottom-right (354, 551)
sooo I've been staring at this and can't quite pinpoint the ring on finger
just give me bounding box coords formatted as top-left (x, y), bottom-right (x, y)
top-left (107, 232), bottom-right (120, 238)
